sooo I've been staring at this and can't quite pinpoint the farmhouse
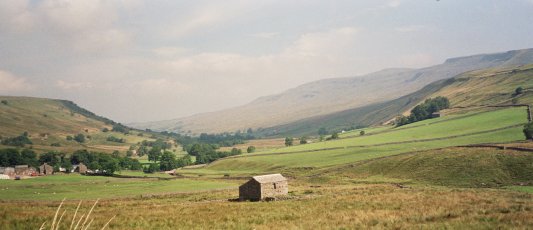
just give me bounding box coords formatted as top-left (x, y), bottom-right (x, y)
top-left (39, 163), bottom-right (54, 175)
top-left (239, 173), bottom-right (288, 201)
top-left (14, 165), bottom-right (37, 176)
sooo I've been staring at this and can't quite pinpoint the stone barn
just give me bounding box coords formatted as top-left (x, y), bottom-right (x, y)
top-left (14, 165), bottom-right (37, 176)
top-left (40, 163), bottom-right (54, 175)
top-left (239, 174), bottom-right (288, 201)
top-left (74, 163), bottom-right (88, 174)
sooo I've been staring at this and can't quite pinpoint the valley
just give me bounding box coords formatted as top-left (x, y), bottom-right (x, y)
top-left (2, 51), bottom-right (533, 229)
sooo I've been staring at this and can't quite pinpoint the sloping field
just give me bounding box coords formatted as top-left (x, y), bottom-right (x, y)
top-left (335, 147), bottom-right (533, 187)
top-left (198, 107), bottom-right (528, 174)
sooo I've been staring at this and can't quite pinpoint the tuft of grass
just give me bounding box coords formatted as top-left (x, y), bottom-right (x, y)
top-left (40, 198), bottom-right (115, 230)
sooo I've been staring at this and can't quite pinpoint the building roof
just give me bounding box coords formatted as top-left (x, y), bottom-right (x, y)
top-left (252, 174), bottom-right (286, 184)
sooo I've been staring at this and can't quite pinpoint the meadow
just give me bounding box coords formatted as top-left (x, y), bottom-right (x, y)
top-left (194, 107), bottom-right (528, 175)
top-left (1, 182), bottom-right (533, 229)
top-left (0, 174), bottom-right (236, 201)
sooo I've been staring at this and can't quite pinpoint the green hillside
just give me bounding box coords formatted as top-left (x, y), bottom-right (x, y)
top-left (336, 147), bottom-right (533, 187)
top-left (258, 64), bottom-right (533, 137)
top-left (0, 96), bottom-right (161, 153)
top-left (184, 107), bottom-right (528, 175)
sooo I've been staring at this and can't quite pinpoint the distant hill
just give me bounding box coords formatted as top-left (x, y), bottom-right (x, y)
top-left (131, 48), bottom-right (533, 135)
top-left (0, 96), bottom-right (154, 153)
top-left (257, 64), bottom-right (533, 137)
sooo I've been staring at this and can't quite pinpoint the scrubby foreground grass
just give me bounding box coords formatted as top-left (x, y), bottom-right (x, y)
top-left (1, 182), bottom-right (533, 229)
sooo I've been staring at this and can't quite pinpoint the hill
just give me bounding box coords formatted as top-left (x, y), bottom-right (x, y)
top-left (0, 96), bottom-right (159, 153)
top-left (336, 147), bottom-right (533, 187)
top-left (255, 64), bottom-right (533, 137)
top-left (131, 48), bottom-right (533, 135)
top-left (181, 106), bottom-right (529, 176)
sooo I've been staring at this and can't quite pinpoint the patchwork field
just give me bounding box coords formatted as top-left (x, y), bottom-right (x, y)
top-left (2, 102), bottom-right (533, 229)
top-left (0, 174), bottom-right (236, 201)
top-left (192, 107), bottom-right (528, 175)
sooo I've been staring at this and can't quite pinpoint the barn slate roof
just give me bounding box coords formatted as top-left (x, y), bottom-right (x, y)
top-left (252, 174), bottom-right (286, 184)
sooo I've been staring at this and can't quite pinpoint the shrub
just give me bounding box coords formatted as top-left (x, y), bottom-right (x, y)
top-left (247, 146), bottom-right (256, 153)
top-left (360, 130), bottom-right (365, 136)
top-left (50, 142), bottom-right (61, 147)
top-left (285, 137), bottom-right (294, 146)
top-left (1, 133), bottom-right (32, 147)
top-left (1, 100), bottom-right (7, 105)
top-left (516, 87), bottom-right (524, 95)
top-left (524, 123), bottom-right (533, 140)
top-left (74, 134), bottom-right (85, 143)
top-left (66, 136), bottom-right (73, 141)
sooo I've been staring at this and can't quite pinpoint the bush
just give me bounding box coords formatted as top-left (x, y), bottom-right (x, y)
top-left (360, 130), bottom-right (365, 136)
top-left (74, 134), bottom-right (85, 143)
top-left (1, 100), bottom-right (7, 105)
top-left (300, 136), bottom-right (308, 144)
top-left (66, 136), bottom-right (73, 141)
top-left (285, 137), bottom-right (293, 146)
top-left (102, 127), bottom-right (109, 132)
top-left (516, 87), bottom-right (524, 95)
top-left (247, 146), bottom-right (256, 153)
top-left (50, 143), bottom-right (61, 147)
top-left (1, 133), bottom-right (32, 147)
top-left (524, 123), bottom-right (533, 140)
top-left (106, 136), bottom-right (125, 143)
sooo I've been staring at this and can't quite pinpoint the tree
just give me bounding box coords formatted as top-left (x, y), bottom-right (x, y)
top-left (300, 136), bottom-right (308, 144)
top-left (159, 151), bottom-right (177, 171)
top-left (247, 128), bottom-right (253, 134)
top-left (285, 137), bottom-right (293, 146)
top-left (66, 135), bottom-right (73, 141)
top-left (102, 127), bottom-right (109, 132)
top-left (360, 130), bottom-right (365, 136)
top-left (1, 100), bottom-right (7, 105)
top-left (516, 87), bottom-right (524, 95)
top-left (21, 149), bottom-right (38, 167)
top-left (74, 134), bottom-right (85, 143)
top-left (144, 163), bottom-right (158, 173)
top-left (39, 151), bottom-right (60, 165)
top-left (148, 146), bottom-right (162, 162)
top-left (318, 127), bottom-right (328, 136)
top-left (524, 123), bottom-right (533, 140)
top-left (247, 146), bottom-right (256, 153)
top-left (331, 132), bottom-right (339, 140)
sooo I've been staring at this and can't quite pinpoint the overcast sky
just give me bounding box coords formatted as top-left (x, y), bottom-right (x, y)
top-left (1, 0), bottom-right (533, 123)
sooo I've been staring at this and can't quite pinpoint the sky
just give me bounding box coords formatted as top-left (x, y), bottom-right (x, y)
top-left (1, 0), bottom-right (533, 123)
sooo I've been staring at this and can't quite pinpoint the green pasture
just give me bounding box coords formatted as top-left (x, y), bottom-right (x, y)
top-left (0, 174), bottom-right (236, 201)
top-left (198, 107), bottom-right (528, 174)
top-left (263, 107), bottom-right (527, 154)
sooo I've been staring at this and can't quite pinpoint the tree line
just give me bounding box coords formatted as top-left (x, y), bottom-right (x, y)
top-left (395, 97), bottom-right (450, 127)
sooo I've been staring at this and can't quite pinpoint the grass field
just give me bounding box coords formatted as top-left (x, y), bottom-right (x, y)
top-left (1, 183), bottom-right (532, 229)
top-left (335, 147), bottom-right (533, 187)
top-left (194, 107), bottom-right (528, 175)
top-left (0, 174), bottom-right (236, 201)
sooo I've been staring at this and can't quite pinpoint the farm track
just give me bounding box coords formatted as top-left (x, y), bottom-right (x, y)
top-left (217, 124), bottom-right (525, 161)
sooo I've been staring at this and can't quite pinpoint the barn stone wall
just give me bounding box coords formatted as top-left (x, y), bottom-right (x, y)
top-left (239, 180), bottom-right (261, 201)
top-left (260, 180), bottom-right (288, 199)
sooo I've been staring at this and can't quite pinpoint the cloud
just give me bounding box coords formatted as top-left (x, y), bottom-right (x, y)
top-left (386, 0), bottom-right (402, 8)
top-left (162, 1), bottom-right (257, 39)
top-left (55, 80), bottom-right (94, 90)
top-left (0, 70), bottom-right (34, 93)
top-left (0, 1), bottom-right (34, 33)
top-left (394, 25), bottom-right (429, 33)
top-left (249, 32), bottom-right (280, 39)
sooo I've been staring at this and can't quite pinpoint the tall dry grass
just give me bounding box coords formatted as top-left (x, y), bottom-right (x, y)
top-left (39, 199), bottom-right (115, 230)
